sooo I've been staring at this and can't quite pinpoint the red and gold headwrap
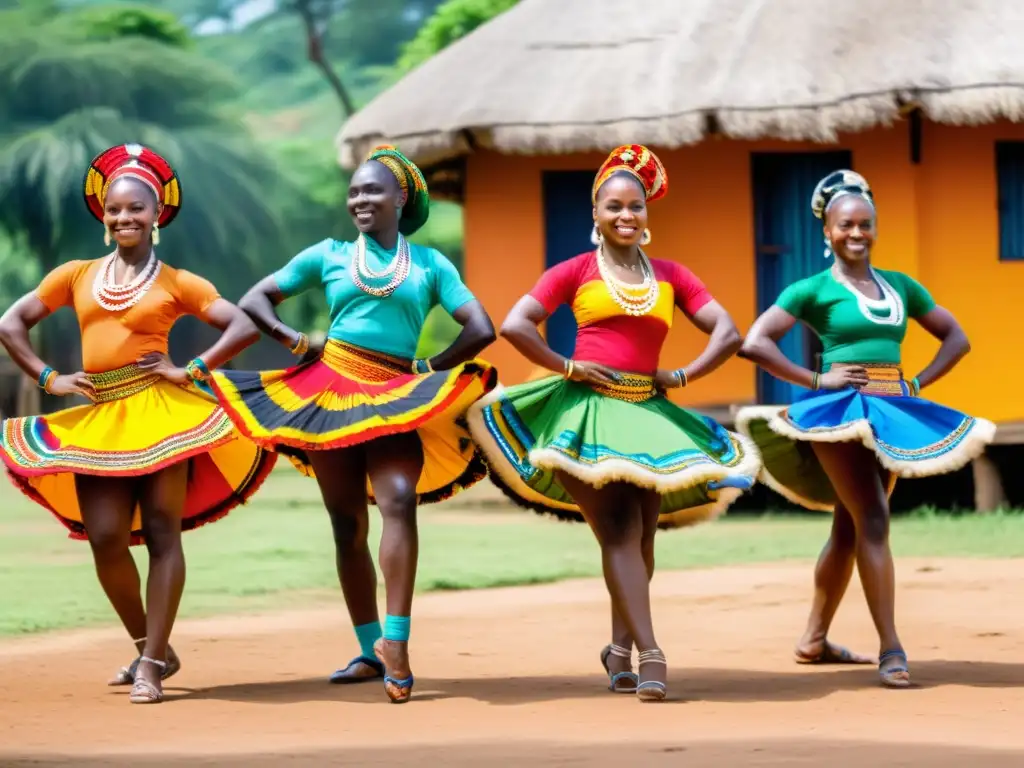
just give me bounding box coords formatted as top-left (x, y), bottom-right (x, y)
top-left (83, 144), bottom-right (182, 228)
top-left (592, 144), bottom-right (668, 204)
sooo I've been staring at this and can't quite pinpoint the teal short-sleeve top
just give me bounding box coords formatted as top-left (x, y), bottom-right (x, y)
top-left (273, 236), bottom-right (475, 359)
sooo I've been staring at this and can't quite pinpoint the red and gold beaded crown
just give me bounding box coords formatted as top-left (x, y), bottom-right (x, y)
top-left (83, 144), bottom-right (182, 227)
top-left (592, 144), bottom-right (668, 204)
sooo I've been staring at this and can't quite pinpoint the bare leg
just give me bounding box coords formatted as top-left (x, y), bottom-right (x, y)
top-left (365, 432), bottom-right (424, 703)
top-left (811, 442), bottom-right (909, 686)
top-left (794, 501), bottom-right (873, 665)
top-left (557, 472), bottom-right (666, 700)
top-left (307, 448), bottom-right (382, 681)
top-left (131, 460), bottom-right (189, 702)
top-left (607, 489), bottom-right (660, 688)
top-left (76, 475), bottom-right (149, 682)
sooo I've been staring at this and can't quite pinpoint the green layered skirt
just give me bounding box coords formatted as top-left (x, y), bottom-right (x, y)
top-left (466, 374), bottom-right (762, 529)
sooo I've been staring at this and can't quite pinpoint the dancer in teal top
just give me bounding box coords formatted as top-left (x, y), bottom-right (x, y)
top-left (209, 146), bottom-right (498, 704)
top-left (736, 170), bottom-right (994, 689)
top-left (273, 237), bottom-right (475, 359)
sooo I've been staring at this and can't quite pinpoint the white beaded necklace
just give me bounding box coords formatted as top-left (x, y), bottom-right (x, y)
top-left (350, 233), bottom-right (410, 298)
top-left (595, 245), bottom-right (659, 317)
top-left (831, 266), bottom-right (904, 326)
top-left (92, 251), bottom-right (162, 312)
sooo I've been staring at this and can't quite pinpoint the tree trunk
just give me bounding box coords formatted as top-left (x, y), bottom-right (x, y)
top-left (293, 0), bottom-right (357, 117)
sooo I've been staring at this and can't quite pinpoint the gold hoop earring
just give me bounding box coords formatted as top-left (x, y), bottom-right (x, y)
top-left (640, 228), bottom-right (652, 245)
top-left (104, 227), bottom-right (111, 247)
top-left (151, 223), bottom-right (160, 246)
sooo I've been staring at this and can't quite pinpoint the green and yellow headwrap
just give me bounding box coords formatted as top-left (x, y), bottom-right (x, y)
top-left (366, 145), bottom-right (430, 236)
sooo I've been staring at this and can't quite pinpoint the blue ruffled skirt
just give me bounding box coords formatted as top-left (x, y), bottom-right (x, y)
top-left (735, 365), bottom-right (996, 511)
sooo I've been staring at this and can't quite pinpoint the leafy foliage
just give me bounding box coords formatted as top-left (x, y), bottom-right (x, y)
top-left (0, 6), bottom-right (297, 378)
top-left (2, 0), bottom-right (478, 377)
top-left (57, 4), bottom-right (194, 47)
top-left (399, 0), bottom-right (519, 72)
top-left (0, 17), bottom-right (285, 287)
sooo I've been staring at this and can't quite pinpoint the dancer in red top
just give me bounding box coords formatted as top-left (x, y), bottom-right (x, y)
top-left (468, 145), bottom-right (761, 701)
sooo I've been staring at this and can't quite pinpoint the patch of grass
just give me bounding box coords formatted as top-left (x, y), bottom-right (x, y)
top-left (1, 467), bottom-right (1022, 635)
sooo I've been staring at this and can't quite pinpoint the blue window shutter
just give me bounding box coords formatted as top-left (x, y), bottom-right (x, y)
top-left (540, 171), bottom-right (591, 358)
top-left (996, 141), bottom-right (1024, 262)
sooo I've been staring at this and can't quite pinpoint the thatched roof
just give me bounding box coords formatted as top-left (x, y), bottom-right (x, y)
top-left (337, 0), bottom-right (1024, 170)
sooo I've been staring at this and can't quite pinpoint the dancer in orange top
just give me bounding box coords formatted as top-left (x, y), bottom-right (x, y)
top-left (0, 144), bottom-right (276, 704)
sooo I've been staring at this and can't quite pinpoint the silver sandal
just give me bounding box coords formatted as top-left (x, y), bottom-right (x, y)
top-left (129, 657), bottom-right (167, 704)
top-left (600, 643), bottom-right (638, 693)
top-left (636, 648), bottom-right (668, 702)
top-left (110, 638), bottom-right (181, 686)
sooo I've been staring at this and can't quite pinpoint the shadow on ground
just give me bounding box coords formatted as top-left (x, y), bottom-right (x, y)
top-left (150, 660), bottom-right (1024, 707)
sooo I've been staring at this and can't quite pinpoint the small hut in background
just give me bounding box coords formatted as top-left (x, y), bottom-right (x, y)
top-left (338, 0), bottom-right (1024, 509)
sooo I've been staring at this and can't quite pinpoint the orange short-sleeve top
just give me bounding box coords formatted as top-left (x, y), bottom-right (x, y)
top-left (35, 258), bottom-right (221, 373)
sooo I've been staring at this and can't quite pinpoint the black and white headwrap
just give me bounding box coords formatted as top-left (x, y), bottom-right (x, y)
top-left (811, 170), bottom-right (875, 221)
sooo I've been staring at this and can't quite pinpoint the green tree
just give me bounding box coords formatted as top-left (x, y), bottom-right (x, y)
top-left (0, 7), bottom-right (291, 386)
top-left (55, 4), bottom-right (194, 47)
top-left (398, 0), bottom-right (518, 72)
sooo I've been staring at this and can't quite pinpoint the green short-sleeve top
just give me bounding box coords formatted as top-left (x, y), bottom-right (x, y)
top-left (775, 267), bottom-right (936, 370)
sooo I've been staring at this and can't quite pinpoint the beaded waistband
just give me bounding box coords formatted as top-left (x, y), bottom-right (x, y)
top-left (830, 362), bottom-right (905, 397)
top-left (86, 364), bottom-right (161, 403)
top-left (589, 374), bottom-right (658, 403)
top-left (322, 339), bottom-right (412, 383)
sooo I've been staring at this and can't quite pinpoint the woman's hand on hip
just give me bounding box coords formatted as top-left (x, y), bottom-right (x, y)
top-left (137, 352), bottom-right (189, 386)
top-left (569, 360), bottom-right (621, 386)
top-left (654, 368), bottom-right (683, 392)
top-left (47, 372), bottom-right (97, 401)
top-left (819, 366), bottom-right (869, 390)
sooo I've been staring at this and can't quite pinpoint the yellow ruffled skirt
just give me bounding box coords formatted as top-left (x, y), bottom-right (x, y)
top-left (1, 364), bottom-right (276, 544)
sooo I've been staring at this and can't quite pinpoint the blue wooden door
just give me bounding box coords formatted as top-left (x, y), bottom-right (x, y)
top-left (751, 151), bottom-right (852, 404)
top-left (541, 170), bottom-right (594, 357)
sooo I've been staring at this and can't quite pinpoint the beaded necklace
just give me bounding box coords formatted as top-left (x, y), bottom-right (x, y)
top-left (92, 251), bottom-right (162, 312)
top-left (831, 265), bottom-right (904, 326)
top-left (350, 234), bottom-right (410, 298)
top-left (595, 245), bottom-right (659, 316)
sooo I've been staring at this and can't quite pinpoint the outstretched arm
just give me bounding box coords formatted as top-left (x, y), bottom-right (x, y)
top-left (910, 306), bottom-right (970, 390)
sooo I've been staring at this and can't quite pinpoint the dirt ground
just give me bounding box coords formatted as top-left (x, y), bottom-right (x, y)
top-left (3, 557), bottom-right (1024, 766)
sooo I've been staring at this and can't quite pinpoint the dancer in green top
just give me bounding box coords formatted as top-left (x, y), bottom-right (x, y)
top-left (736, 170), bottom-right (994, 688)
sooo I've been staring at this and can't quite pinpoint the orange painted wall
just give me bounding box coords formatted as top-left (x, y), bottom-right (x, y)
top-left (463, 120), bottom-right (1024, 421)
top-left (911, 121), bottom-right (1024, 422)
